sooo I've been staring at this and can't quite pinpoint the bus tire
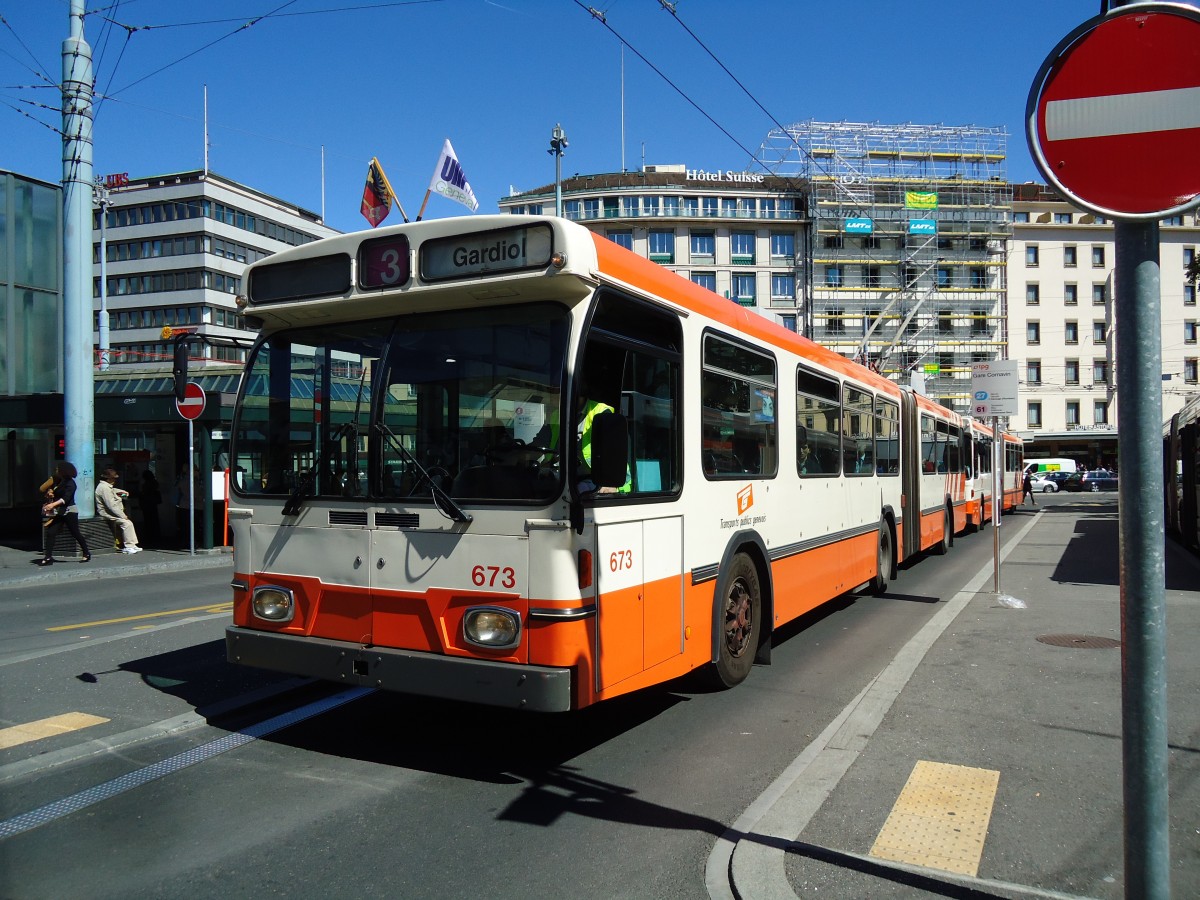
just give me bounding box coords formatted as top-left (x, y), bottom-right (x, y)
top-left (933, 508), bottom-right (951, 555)
top-left (868, 519), bottom-right (892, 596)
top-left (709, 553), bottom-right (761, 689)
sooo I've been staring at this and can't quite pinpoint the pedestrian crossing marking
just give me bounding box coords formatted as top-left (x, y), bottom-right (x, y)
top-left (869, 760), bottom-right (999, 876)
top-left (0, 713), bottom-right (110, 750)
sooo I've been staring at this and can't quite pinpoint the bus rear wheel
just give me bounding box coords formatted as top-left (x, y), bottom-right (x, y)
top-left (709, 553), bottom-right (761, 688)
top-left (869, 520), bottom-right (892, 596)
top-left (933, 508), bottom-right (951, 555)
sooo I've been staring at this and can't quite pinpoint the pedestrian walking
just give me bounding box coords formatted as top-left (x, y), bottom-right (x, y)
top-left (95, 466), bottom-right (142, 553)
top-left (38, 461), bottom-right (91, 565)
top-left (1022, 470), bottom-right (1037, 507)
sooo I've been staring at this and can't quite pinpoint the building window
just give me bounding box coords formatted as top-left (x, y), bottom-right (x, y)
top-left (824, 235), bottom-right (844, 249)
top-left (620, 196), bottom-right (638, 216)
top-left (1187, 285), bottom-right (1197, 307)
top-left (731, 232), bottom-right (756, 264)
top-left (1094, 400), bottom-right (1109, 425)
top-left (1065, 359), bottom-right (1080, 384)
top-left (779, 314), bottom-right (797, 332)
top-left (970, 267), bottom-right (988, 288)
top-left (863, 265), bottom-right (882, 288)
top-left (973, 309), bottom-right (991, 336)
top-left (1027, 360), bottom-right (1042, 384)
top-left (1026, 245), bottom-right (1039, 266)
top-left (1064, 245), bottom-right (1077, 267)
top-left (1093, 359), bottom-right (1109, 385)
top-left (1066, 321), bottom-right (1079, 344)
top-left (771, 274), bottom-right (796, 304)
top-left (1055, 212), bottom-right (1073, 224)
top-left (770, 232), bottom-right (794, 262)
top-left (1066, 401), bottom-right (1080, 426)
top-left (1093, 321), bottom-right (1108, 343)
top-left (1026, 283), bottom-right (1040, 305)
top-left (606, 230), bottom-right (632, 250)
top-left (1184, 247), bottom-right (1195, 267)
top-left (760, 198), bottom-right (776, 219)
top-left (682, 197), bottom-right (699, 217)
top-left (732, 273), bottom-right (756, 306)
top-left (937, 267), bottom-right (952, 288)
top-left (1028, 401), bottom-right (1042, 428)
top-left (564, 199), bottom-right (581, 219)
top-left (1092, 245), bottom-right (1106, 267)
top-left (1162, 215), bottom-right (1183, 226)
top-left (648, 230), bottom-right (674, 263)
top-left (583, 198), bottom-right (600, 219)
top-left (701, 197), bottom-right (718, 217)
top-left (663, 195), bottom-right (679, 216)
top-left (1186, 321), bottom-right (1198, 344)
top-left (1065, 283), bottom-right (1078, 305)
top-left (825, 265), bottom-right (843, 287)
top-left (827, 306), bottom-right (845, 335)
top-left (1092, 283), bottom-right (1107, 305)
top-left (721, 198), bottom-right (737, 217)
top-left (691, 271), bottom-right (716, 293)
top-left (1027, 321), bottom-right (1040, 344)
top-left (690, 231), bottom-right (715, 260)
top-left (937, 312), bottom-right (954, 334)
top-left (1013, 211), bottom-right (1029, 223)
top-left (642, 195), bottom-right (660, 216)
top-left (1186, 358), bottom-right (1198, 383)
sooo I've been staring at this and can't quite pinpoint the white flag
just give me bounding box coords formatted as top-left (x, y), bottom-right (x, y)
top-left (428, 139), bottom-right (479, 212)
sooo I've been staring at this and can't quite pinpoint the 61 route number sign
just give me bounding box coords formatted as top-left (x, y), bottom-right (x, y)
top-left (175, 382), bottom-right (206, 420)
top-left (1027, 2), bottom-right (1200, 219)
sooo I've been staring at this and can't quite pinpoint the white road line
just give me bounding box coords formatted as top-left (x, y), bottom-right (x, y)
top-left (0, 686), bottom-right (373, 840)
top-left (1046, 85), bottom-right (1200, 141)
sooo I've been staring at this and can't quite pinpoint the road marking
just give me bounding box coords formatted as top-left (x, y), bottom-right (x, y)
top-left (0, 686), bottom-right (372, 840)
top-left (47, 602), bottom-right (233, 632)
top-left (869, 760), bottom-right (999, 876)
top-left (0, 713), bottom-right (110, 750)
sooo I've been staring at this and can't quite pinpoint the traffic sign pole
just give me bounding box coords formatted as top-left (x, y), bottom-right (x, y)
top-left (1027, 6), bottom-right (1197, 893)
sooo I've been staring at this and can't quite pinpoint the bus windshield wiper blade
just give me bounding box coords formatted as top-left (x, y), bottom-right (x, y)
top-left (374, 422), bottom-right (472, 524)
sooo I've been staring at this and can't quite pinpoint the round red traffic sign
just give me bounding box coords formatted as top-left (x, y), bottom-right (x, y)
top-left (1027, 3), bottom-right (1200, 219)
top-left (175, 381), bottom-right (206, 420)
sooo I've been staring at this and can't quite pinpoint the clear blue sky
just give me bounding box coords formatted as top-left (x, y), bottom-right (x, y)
top-left (1, 1), bottom-right (1173, 234)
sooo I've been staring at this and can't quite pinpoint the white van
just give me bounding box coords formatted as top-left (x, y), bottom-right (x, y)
top-left (1024, 458), bottom-right (1078, 475)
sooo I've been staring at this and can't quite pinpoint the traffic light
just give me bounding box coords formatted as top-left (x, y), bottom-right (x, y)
top-left (172, 334), bottom-right (192, 401)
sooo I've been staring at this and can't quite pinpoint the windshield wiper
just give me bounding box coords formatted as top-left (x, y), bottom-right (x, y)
top-left (282, 421), bottom-right (355, 516)
top-left (374, 422), bottom-right (472, 524)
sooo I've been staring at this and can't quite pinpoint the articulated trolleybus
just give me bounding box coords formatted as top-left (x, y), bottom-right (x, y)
top-left (223, 215), bottom-right (1021, 711)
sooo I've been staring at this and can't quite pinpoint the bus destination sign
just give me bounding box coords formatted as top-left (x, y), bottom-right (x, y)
top-left (421, 224), bottom-right (553, 282)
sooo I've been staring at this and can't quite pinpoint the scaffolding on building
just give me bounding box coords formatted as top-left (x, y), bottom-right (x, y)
top-left (756, 121), bottom-right (1012, 410)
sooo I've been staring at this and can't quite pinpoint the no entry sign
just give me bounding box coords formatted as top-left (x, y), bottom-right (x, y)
top-left (175, 381), bottom-right (206, 420)
top-left (1027, 2), bottom-right (1200, 219)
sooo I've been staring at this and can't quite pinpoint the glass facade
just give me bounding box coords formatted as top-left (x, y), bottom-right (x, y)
top-left (1, 172), bottom-right (62, 396)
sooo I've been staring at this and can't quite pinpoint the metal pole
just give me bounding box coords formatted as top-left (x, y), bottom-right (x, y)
top-left (992, 416), bottom-right (1001, 593)
top-left (1114, 219), bottom-right (1170, 899)
top-left (187, 418), bottom-right (195, 556)
top-left (550, 123), bottom-right (567, 217)
top-left (62, 0), bottom-right (95, 515)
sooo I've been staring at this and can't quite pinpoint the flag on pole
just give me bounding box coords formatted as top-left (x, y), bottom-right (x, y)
top-left (428, 140), bottom-right (479, 212)
top-left (361, 157), bottom-right (395, 227)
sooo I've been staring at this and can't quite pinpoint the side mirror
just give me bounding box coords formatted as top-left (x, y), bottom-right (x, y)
top-left (589, 411), bottom-right (628, 488)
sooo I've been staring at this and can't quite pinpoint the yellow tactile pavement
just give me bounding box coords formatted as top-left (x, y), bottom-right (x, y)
top-left (869, 760), bottom-right (1000, 876)
top-left (0, 713), bottom-right (110, 750)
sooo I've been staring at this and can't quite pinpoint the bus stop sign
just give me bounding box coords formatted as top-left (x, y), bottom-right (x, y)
top-left (1027, 3), bottom-right (1200, 219)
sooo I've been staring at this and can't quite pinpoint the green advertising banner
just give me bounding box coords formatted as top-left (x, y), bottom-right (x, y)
top-left (905, 191), bottom-right (938, 210)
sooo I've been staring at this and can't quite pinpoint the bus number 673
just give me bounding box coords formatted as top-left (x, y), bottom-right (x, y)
top-left (472, 565), bottom-right (516, 589)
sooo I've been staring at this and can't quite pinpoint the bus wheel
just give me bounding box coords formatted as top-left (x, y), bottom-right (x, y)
top-left (933, 508), bottom-right (951, 555)
top-left (869, 520), bottom-right (892, 596)
top-left (711, 554), bottom-right (760, 688)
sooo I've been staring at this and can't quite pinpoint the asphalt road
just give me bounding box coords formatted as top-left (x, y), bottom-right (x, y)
top-left (0, 515), bottom-right (1044, 899)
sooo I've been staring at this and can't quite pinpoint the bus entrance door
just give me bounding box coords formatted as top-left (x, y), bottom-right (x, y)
top-left (595, 517), bottom-right (683, 691)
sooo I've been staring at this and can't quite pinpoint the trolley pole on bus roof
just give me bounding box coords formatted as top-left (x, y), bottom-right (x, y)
top-left (1026, 5), bottom-right (1200, 894)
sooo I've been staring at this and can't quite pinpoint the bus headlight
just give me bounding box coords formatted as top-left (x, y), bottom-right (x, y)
top-left (252, 586), bottom-right (295, 622)
top-left (463, 607), bottom-right (521, 649)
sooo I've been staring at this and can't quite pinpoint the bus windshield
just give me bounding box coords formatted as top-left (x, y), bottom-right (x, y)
top-left (231, 302), bottom-right (569, 504)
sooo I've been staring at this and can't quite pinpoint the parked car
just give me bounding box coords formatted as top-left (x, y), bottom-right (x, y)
top-left (1034, 471), bottom-right (1073, 492)
top-left (1063, 469), bottom-right (1119, 492)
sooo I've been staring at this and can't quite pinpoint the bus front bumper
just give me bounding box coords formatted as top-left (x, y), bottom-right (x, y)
top-left (225, 627), bottom-right (574, 712)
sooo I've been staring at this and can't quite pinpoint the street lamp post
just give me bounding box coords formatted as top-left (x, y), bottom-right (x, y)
top-left (549, 123), bottom-right (568, 217)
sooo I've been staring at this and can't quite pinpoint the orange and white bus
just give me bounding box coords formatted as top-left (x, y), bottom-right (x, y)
top-left (221, 214), bottom-right (1020, 711)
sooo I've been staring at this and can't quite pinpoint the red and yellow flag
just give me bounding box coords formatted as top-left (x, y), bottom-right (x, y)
top-left (361, 157), bottom-right (395, 227)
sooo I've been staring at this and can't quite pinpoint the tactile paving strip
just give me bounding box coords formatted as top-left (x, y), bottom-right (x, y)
top-left (869, 759), bottom-right (1000, 876)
